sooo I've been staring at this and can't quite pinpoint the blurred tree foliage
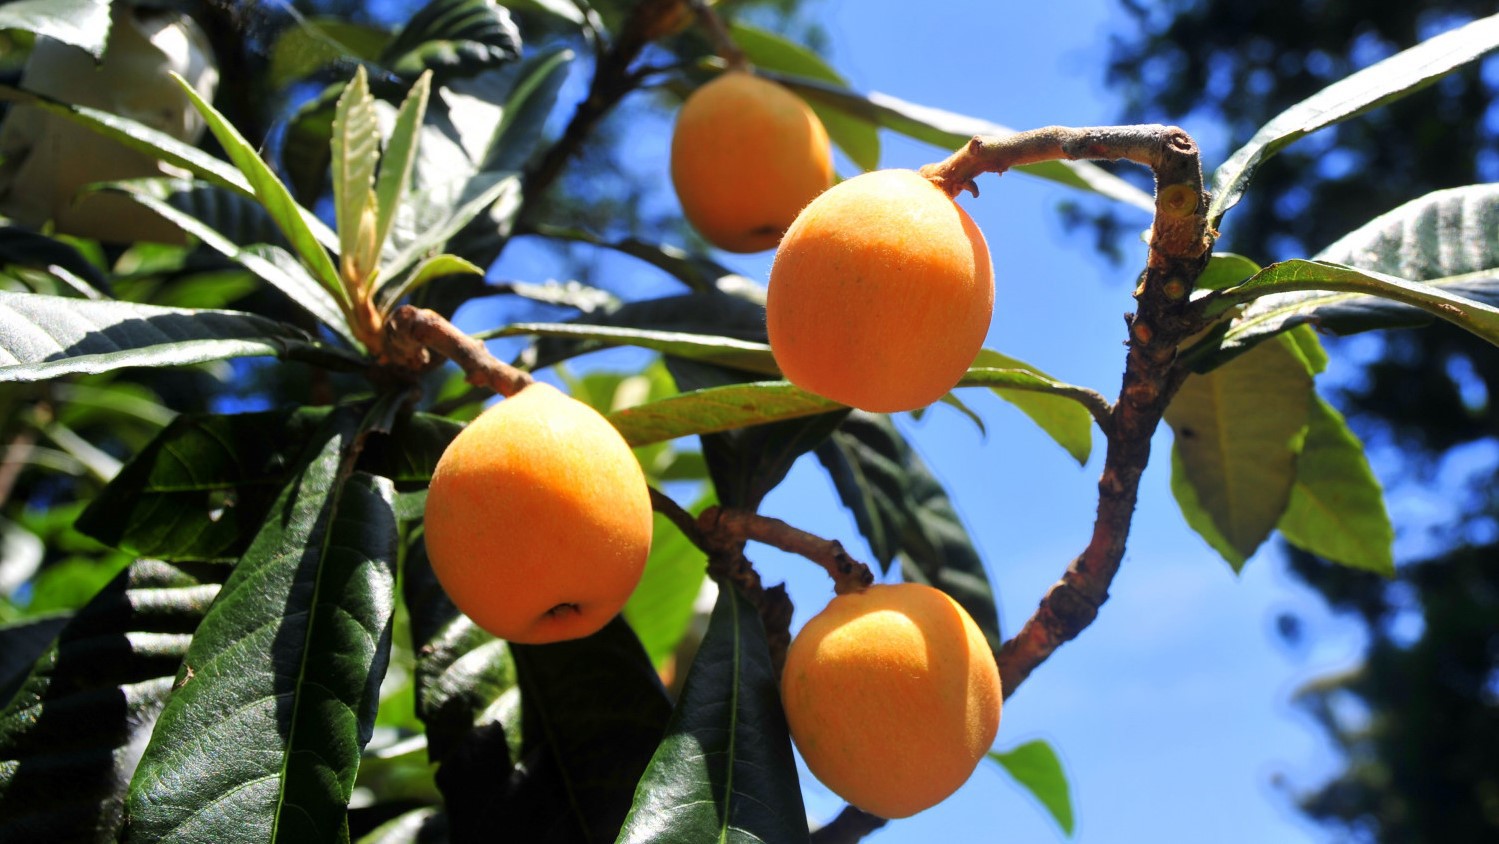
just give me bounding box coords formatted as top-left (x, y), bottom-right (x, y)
top-left (1107, 2), bottom-right (1499, 840)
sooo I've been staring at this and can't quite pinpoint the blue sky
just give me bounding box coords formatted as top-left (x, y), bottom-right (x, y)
top-left (480, 1), bottom-right (1390, 840)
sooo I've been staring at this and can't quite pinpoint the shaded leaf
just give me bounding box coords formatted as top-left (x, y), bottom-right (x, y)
top-left (1316, 182), bottom-right (1499, 281)
top-left (988, 740), bottom-right (1075, 837)
top-left (0, 560), bottom-right (224, 843)
top-left (0, 0), bottom-right (110, 59)
top-left (768, 73), bottom-right (1155, 211)
top-left (1169, 446), bottom-right (1242, 568)
top-left (1196, 252), bottom-right (1261, 291)
top-left (730, 23), bottom-right (879, 172)
top-left (124, 423), bottom-right (399, 843)
top-left (0, 291), bottom-right (352, 383)
top-left (172, 73), bottom-right (347, 305)
top-left (0, 226), bottom-right (111, 295)
top-left (267, 17), bottom-right (391, 90)
top-left (1209, 14), bottom-right (1499, 227)
top-left (1165, 336), bottom-right (1314, 569)
top-left (1278, 396), bottom-right (1394, 576)
top-left (385, 171), bottom-right (520, 282)
top-left (815, 412), bottom-right (1001, 653)
top-left (497, 322), bottom-right (779, 376)
top-left (0, 613), bottom-right (70, 706)
top-left (503, 619), bottom-right (673, 841)
top-left (478, 47), bottom-right (574, 174)
top-left (609, 380), bottom-right (843, 448)
top-left (964, 350), bottom-right (1094, 465)
top-left (527, 223), bottom-right (744, 294)
top-left (380, 0), bottom-right (522, 82)
top-left (619, 587), bottom-right (808, 844)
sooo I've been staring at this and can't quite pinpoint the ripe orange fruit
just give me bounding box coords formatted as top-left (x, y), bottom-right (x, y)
top-left (780, 582), bottom-right (1002, 819)
top-left (670, 70), bottom-right (833, 253)
top-left (423, 383), bottom-right (652, 644)
top-left (767, 168), bottom-right (994, 412)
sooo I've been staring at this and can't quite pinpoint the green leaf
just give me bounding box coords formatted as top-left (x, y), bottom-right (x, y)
top-left (0, 0), bottom-right (110, 59)
top-left (988, 740), bottom-right (1075, 837)
top-left (75, 408), bottom-right (333, 561)
top-left (609, 381), bottom-right (843, 447)
top-left (1209, 14), bottom-right (1499, 227)
top-left (332, 66), bottom-right (382, 277)
top-left (268, 18), bottom-right (391, 91)
top-left (1196, 253), bottom-right (1262, 292)
top-left (815, 412), bottom-right (1002, 654)
top-left (504, 619), bottom-right (673, 840)
top-left (106, 179), bottom-right (355, 344)
top-left (964, 350), bottom-right (1095, 464)
top-left (767, 73), bottom-right (1155, 211)
top-left (384, 171), bottom-right (520, 281)
top-left (0, 560), bottom-right (224, 842)
top-left (494, 322), bottom-right (779, 376)
top-left (730, 23), bottom-right (879, 172)
top-left (1164, 336), bottom-right (1314, 569)
top-left (0, 291), bottom-right (350, 383)
top-left (1194, 259), bottom-right (1499, 366)
top-left (479, 47), bottom-right (574, 174)
top-left (1169, 446), bottom-right (1242, 568)
top-left (355, 807), bottom-right (445, 844)
top-left (170, 73), bottom-right (348, 306)
top-left (1278, 396), bottom-right (1394, 576)
top-left (378, 253), bottom-right (483, 314)
top-left (374, 72), bottom-right (433, 266)
top-left (1317, 182), bottom-right (1499, 281)
top-left (622, 511), bottom-right (708, 668)
top-left (619, 587), bottom-right (808, 844)
top-left (0, 615), bottom-right (68, 704)
top-left (380, 0), bottom-right (522, 82)
top-left (124, 422), bottom-right (399, 843)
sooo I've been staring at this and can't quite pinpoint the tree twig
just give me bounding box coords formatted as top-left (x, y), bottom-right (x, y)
top-left (698, 506), bottom-right (874, 595)
top-left (925, 126), bottom-right (1214, 698)
top-left (382, 305), bottom-right (534, 397)
top-left (687, 0), bottom-right (747, 70)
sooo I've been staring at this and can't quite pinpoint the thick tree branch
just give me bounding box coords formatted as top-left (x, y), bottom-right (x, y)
top-left (926, 126), bottom-right (1214, 698)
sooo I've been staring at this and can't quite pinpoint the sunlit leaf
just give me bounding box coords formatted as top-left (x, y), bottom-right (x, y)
top-left (609, 380), bottom-right (842, 447)
top-left (1278, 396), bottom-right (1394, 576)
top-left (963, 351), bottom-right (1095, 465)
top-left (619, 587), bottom-right (808, 844)
top-left (332, 66), bottom-right (382, 277)
top-left (380, 0), bottom-right (522, 82)
top-left (373, 72), bottom-right (433, 267)
top-left (0, 0), bottom-right (110, 59)
top-left (988, 740), bottom-right (1075, 837)
top-left (622, 512), bottom-right (708, 669)
top-left (1209, 14), bottom-right (1499, 226)
top-left (495, 321), bottom-right (780, 376)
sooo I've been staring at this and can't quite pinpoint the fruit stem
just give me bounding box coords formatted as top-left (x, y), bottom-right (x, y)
top-left (382, 305), bottom-right (535, 397)
top-left (809, 806), bottom-right (889, 843)
top-left (921, 125), bottom-right (1216, 700)
top-left (687, 0), bottom-right (749, 71)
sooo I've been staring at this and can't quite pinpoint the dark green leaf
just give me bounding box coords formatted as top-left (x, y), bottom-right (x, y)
top-left (963, 351), bottom-right (1095, 465)
top-left (1317, 182), bottom-right (1499, 281)
top-left (0, 226), bottom-right (111, 295)
top-left (730, 23), bottom-right (879, 172)
top-left (1209, 14), bottom-right (1499, 227)
top-left (358, 412), bottom-right (463, 486)
top-left (479, 47), bottom-right (574, 174)
top-left (767, 73), bottom-right (1155, 211)
top-left (0, 560), bottom-right (224, 843)
top-left (268, 18), bottom-right (391, 91)
top-left (503, 619), bottom-right (673, 841)
top-left (124, 423), bottom-right (399, 843)
top-left (76, 408), bottom-right (332, 561)
top-left (815, 412), bottom-right (1001, 653)
top-left (0, 0), bottom-right (110, 59)
top-left (0, 614), bottom-right (69, 705)
top-left (0, 291), bottom-right (351, 383)
top-left (1278, 396), bottom-right (1394, 576)
top-left (609, 380), bottom-right (843, 448)
top-left (988, 740), bottom-right (1075, 837)
top-left (106, 179), bottom-right (354, 343)
top-left (380, 0), bottom-right (522, 82)
top-left (1165, 336), bottom-right (1314, 570)
top-left (619, 587), bottom-right (808, 844)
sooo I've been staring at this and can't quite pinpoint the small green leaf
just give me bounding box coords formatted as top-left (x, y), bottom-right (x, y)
top-left (965, 350), bottom-right (1094, 464)
top-left (988, 740), bottom-right (1075, 837)
top-left (0, 291), bottom-right (351, 383)
top-left (730, 23), bottom-right (880, 172)
top-left (374, 72), bottom-right (433, 266)
top-left (1196, 253), bottom-right (1262, 291)
top-left (622, 512), bottom-right (708, 669)
top-left (378, 253), bottom-right (483, 314)
top-left (1165, 336), bottom-right (1314, 569)
top-left (0, 0), bottom-right (110, 59)
top-left (124, 419), bottom-right (399, 843)
top-left (492, 322), bottom-right (780, 376)
top-left (1278, 396), bottom-right (1394, 576)
top-left (609, 381), bottom-right (842, 447)
top-left (618, 587), bottom-right (808, 844)
top-left (332, 66), bottom-right (382, 278)
top-left (1209, 14), bottom-right (1499, 227)
top-left (170, 73), bottom-right (347, 306)
top-left (768, 73), bottom-right (1155, 211)
top-left (383, 172), bottom-right (520, 281)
